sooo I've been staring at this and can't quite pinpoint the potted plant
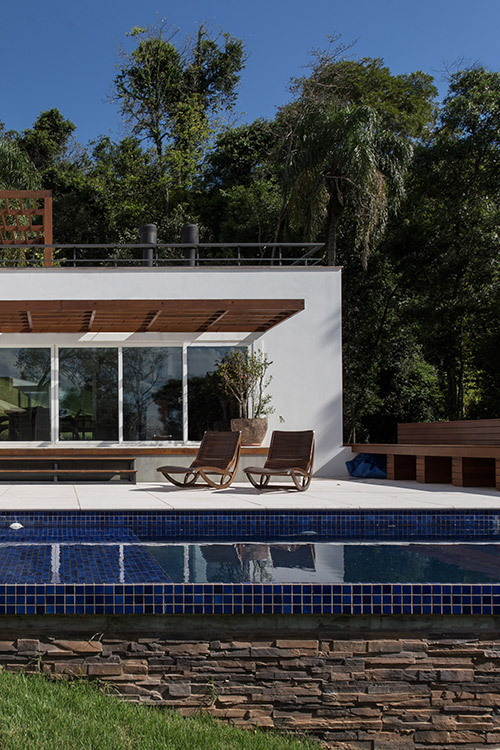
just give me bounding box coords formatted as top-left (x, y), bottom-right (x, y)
top-left (215, 349), bottom-right (274, 445)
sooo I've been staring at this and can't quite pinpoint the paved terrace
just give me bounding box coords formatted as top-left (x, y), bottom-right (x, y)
top-left (0, 478), bottom-right (498, 510)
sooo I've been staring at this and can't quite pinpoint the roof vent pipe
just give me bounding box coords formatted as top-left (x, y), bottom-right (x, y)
top-left (181, 224), bottom-right (199, 267)
top-left (140, 224), bottom-right (157, 266)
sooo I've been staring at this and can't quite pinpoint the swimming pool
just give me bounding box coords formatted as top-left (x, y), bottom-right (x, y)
top-left (0, 509), bottom-right (499, 615)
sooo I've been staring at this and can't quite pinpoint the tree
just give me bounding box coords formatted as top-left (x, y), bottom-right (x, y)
top-left (203, 120), bottom-right (275, 190)
top-left (295, 55), bottom-right (437, 139)
top-left (342, 250), bottom-right (444, 442)
top-left (44, 164), bottom-right (107, 245)
top-left (271, 49), bottom-right (436, 265)
top-left (18, 109), bottom-right (75, 171)
top-left (391, 67), bottom-right (500, 420)
top-left (215, 350), bottom-right (274, 419)
top-left (0, 133), bottom-right (42, 266)
top-left (0, 139), bottom-right (40, 189)
top-left (271, 46), bottom-right (437, 440)
top-left (278, 102), bottom-right (412, 266)
top-left (112, 23), bottom-right (245, 188)
top-left (2, 109), bottom-right (97, 246)
top-left (199, 120), bottom-right (281, 243)
top-left (216, 180), bottom-right (282, 243)
top-left (86, 135), bottom-right (167, 241)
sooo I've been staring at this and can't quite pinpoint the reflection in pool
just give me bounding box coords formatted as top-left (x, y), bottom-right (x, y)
top-left (1, 539), bottom-right (499, 585)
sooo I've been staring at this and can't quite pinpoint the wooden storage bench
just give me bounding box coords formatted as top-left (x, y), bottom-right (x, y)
top-left (349, 418), bottom-right (500, 490)
top-left (0, 454), bottom-right (137, 483)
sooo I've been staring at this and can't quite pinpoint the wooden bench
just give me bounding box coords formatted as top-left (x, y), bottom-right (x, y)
top-left (349, 418), bottom-right (500, 489)
top-left (0, 455), bottom-right (137, 483)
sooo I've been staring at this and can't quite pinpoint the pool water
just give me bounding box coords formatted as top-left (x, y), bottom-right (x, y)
top-left (168, 541), bottom-right (500, 585)
top-left (0, 510), bottom-right (499, 615)
top-left (1, 532), bottom-right (500, 585)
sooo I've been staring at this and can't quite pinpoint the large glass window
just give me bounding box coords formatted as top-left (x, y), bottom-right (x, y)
top-left (187, 347), bottom-right (240, 440)
top-left (0, 348), bottom-right (50, 441)
top-left (0, 343), bottom-right (247, 443)
top-left (59, 348), bottom-right (118, 441)
top-left (123, 348), bottom-right (182, 440)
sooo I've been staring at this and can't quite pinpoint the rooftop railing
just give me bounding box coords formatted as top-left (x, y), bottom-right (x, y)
top-left (0, 243), bottom-right (325, 268)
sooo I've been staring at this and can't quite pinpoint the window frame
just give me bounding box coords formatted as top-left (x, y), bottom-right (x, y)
top-left (0, 334), bottom-right (256, 445)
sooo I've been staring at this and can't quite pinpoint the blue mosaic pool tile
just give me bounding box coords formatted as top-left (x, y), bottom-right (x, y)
top-left (59, 545), bottom-right (169, 584)
top-left (0, 545), bottom-right (52, 584)
top-left (10, 580), bottom-right (488, 616)
top-left (1, 508), bottom-right (500, 542)
top-left (0, 510), bottom-right (499, 614)
top-left (0, 525), bottom-right (140, 544)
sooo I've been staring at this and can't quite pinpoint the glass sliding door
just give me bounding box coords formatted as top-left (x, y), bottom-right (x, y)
top-left (59, 348), bottom-right (118, 441)
top-left (123, 347), bottom-right (182, 440)
top-left (0, 343), bottom-right (247, 443)
top-left (187, 347), bottom-right (240, 440)
top-left (0, 348), bottom-right (51, 441)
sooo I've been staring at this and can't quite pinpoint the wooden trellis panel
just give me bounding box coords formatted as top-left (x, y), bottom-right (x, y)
top-left (0, 190), bottom-right (53, 265)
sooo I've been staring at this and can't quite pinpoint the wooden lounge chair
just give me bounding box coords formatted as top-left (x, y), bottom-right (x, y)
top-left (157, 431), bottom-right (242, 489)
top-left (244, 430), bottom-right (314, 491)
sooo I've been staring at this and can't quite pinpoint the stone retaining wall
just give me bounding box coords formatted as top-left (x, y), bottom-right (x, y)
top-left (1, 615), bottom-right (500, 749)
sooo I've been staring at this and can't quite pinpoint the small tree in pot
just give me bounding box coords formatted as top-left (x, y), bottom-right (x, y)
top-left (216, 349), bottom-right (274, 444)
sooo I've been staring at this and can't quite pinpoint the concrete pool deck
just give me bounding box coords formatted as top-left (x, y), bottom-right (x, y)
top-left (0, 477), bottom-right (497, 510)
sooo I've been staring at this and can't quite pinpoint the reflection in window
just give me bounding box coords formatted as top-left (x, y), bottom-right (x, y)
top-left (187, 347), bottom-right (240, 440)
top-left (59, 348), bottom-right (118, 441)
top-left (0, 348), bottom-right (50, 441)
top-left (123, 348), bottom-right (182, 440)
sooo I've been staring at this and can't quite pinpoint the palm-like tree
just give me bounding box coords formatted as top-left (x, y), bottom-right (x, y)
top-left (278, 103), bottom-right (412, 267)
top-left (0, 139), bottom-right (40, 189)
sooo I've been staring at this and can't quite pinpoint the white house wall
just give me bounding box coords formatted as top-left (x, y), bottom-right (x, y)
top-left (0, 267), bottom-right (348, 477)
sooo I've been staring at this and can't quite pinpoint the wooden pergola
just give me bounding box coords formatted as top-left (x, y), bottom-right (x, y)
top-left (0, 299), bottom-right (305, 334)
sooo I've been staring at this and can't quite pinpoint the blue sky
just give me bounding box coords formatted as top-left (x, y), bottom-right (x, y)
top-left (3, 0), bottom-right (500, 145)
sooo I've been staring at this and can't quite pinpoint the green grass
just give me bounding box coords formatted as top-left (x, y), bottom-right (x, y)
top-left (0, 671), bottom-right (319, 750)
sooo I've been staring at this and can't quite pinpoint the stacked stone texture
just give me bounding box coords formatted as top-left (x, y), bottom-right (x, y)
top-left (2, 631), bottom-right (500, 748)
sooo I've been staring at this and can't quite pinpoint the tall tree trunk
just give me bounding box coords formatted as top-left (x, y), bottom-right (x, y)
top-left (325, 186), bottom-right (344, 265)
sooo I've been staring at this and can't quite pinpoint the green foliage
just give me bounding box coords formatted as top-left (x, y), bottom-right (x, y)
top-left (0, 136), bottom-right (43, 266)
top-left (276, 101), bottom-right (412, 266)
top-left (294, 55), bottom-right (438, 139)
top-left (19, 108), bottom-right (75, 170)
top-left (105, 23), bottom-right (245, 234)
top-left (439, 67), bottom-right (500, 146)
top-left (112, 23), bottom-right (245, 181)
top-left (199, 120), bottom-right (280, 242)
top-left (45, 162), bottom-right (108, 244)
top-left (204, 120), bottom-right (275, 189)
top-left (87, 135), bottom-right (167, 241)
top-left (272, 47), bottom-right (429, 266)
top-left (390, 67), bottom-right (500, 421)
top-left (216, 349), bottom-right (274, 419)
top-left (341, 248), bottom-right (444, 442)
top-left (0, 139), bottom-right (40, 189)
top-left (217, 179), bottom-right (282, 243)
top-left (114, 26), bottom-right (184, 158)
